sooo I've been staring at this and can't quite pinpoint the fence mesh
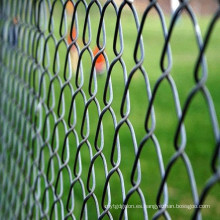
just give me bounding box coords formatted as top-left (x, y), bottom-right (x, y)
top-left (0, 0), bottom-right (220, 219)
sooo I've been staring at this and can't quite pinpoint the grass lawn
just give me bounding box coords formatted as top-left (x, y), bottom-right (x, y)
top-left (26, 2), bottom-right (220, 219)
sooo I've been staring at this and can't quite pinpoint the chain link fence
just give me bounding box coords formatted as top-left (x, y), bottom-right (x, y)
top-left (0, 0), bottom-right (220, 219)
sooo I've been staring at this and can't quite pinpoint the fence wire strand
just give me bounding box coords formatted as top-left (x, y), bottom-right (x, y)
top-left (0, 0), bottom-right (220, 219)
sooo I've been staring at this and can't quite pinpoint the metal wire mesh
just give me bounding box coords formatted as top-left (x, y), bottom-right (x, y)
top-left (0, 0), bottom-right (220, 219)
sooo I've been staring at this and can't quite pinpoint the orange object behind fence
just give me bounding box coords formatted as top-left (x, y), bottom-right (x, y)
top-left (93, 46), bottom-right (106, 74)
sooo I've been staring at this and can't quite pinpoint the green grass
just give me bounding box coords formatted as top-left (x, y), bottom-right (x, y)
top-left (31, 2), bottom-right (220, 220)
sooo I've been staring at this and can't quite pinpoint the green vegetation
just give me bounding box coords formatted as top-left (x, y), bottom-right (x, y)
top-left (33, 2), bottom-right (220, 220)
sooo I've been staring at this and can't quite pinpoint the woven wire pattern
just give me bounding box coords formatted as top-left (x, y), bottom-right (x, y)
top-left (0, 0), bottom-right (220, 219)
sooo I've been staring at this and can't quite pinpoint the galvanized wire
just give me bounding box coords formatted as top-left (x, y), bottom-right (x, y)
top-left (0, 0), bottom-right (220, 219)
